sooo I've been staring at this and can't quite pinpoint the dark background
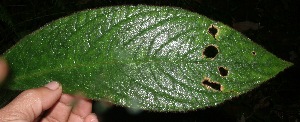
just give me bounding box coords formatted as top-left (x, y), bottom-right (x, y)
top-left (1, 0), bottom-right (299, 121)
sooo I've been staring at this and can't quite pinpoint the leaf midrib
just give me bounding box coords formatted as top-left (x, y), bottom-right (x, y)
top-left (14, 58), bottom-right (212, 81)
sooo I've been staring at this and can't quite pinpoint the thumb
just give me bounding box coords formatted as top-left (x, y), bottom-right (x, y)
top-left (0, 81), bottom-right (62, 121)
top-left (0, 57), bottom-right (9, 84)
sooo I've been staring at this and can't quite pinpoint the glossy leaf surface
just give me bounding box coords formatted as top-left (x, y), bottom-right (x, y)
top-left (2, 6), bottom-right (292, 111)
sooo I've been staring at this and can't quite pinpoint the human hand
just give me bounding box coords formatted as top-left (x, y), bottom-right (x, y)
top-left (0, 58), bottom-right (99, 122)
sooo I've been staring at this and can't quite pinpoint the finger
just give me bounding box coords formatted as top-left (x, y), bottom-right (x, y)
top-left (0, 81), bottom-right (62, 121)
top-left (40, 94), bottom-right (75, 122)
top-left (0, 57), bottom-right (9, 83)
top-left (84, 113), bottom-right (99, 122)
top-left (68, 97), bottom-right (93, 122)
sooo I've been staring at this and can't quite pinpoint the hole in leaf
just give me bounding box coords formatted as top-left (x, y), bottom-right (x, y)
top-left (218, 66), bottom-right (229, 77)
top-left (252, 51), bottom-right (256, 55)
top-left (202, 78), bottom-right (222, 91)
top-left (203, 45), bottom-right (219, 59)
top-left (208, 25), bottom-right (218, 38)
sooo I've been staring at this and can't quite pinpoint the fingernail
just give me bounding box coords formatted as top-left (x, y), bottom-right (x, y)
top-left (89, 113), bottom-right (99, 122)
top-left (45, 81), bottom-right (60, 90)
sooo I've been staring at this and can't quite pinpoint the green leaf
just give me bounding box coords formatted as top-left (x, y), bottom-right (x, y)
top-left (1, 5), bottom-right (292, 112)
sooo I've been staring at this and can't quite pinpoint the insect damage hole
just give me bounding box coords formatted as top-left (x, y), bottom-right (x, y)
top-left (252, 51), bottom-right (256, 56)
top-left (203, 45), bottom-right (219, 59)
top-left (208, 25), bottom-right (218, 38)
top-left (218, 66), bottom-right (229, 77)
top-left (202, 78), bottom-right (223, 91)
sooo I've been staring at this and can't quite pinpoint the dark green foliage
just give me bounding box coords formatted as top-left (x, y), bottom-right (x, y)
top-left (2, 6), bottom-right (292, 112)
top-left (0, 0), bottom-right (299, 121)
